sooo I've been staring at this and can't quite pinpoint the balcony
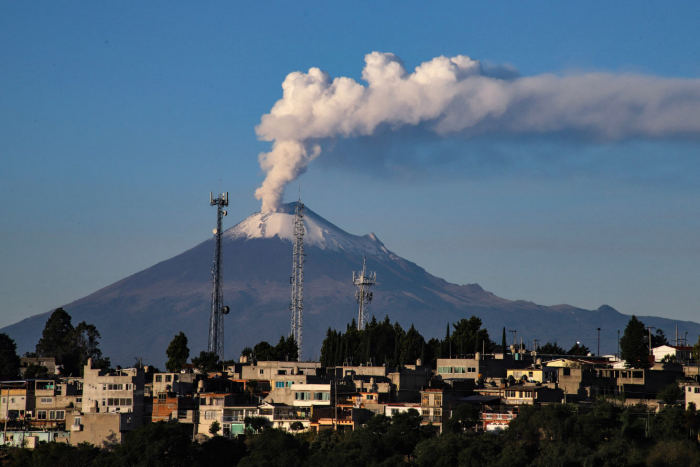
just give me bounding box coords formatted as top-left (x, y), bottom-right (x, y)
top-left (422, 416), bottom-right (442, 423)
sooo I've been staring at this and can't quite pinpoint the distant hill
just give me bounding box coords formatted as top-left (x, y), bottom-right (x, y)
top-left (3, 203), bottom-right (699, 367)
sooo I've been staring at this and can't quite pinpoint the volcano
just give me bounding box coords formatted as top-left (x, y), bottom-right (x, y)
top-left (3, 203), bottom-right (699, 367)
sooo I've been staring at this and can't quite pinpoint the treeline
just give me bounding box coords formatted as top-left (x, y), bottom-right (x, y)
top-left (319, 315), bottom-right (494, 368)
top-left (3, 399), bottom-right (700, 467)
top-left (0, 308), bottom-right (109, 379)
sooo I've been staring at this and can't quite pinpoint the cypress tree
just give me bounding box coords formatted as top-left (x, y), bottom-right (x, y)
top-left (502, 327), bottom-right (507, 355)
top-left (620, 315), bottom-right (651, 369)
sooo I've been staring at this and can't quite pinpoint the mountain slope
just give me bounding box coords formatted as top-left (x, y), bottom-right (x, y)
top-left (3, 203), bottom-right (699, 367)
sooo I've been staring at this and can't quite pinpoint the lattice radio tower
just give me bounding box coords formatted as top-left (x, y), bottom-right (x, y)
top-left (353, 257), bottom-right (376, 330)
top-left (290, 197), bottom-right (306, 361)
top-left (208, 191), bottom-right (229, 361)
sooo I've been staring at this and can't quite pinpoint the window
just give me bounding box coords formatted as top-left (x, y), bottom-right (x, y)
top-left (158, 393), bottom-right (167, 402)
top-left (126, 384), bottom-right (132, 391)
top-left (275, 382), bottom-right (285, 388)
top-left (204, 411), bottom-right (217, 420)
top-left (156, 375), bottom-right (163, 382)
top-left (528, 372), bottom-right (534, 378)
top-left (295, 392), bottom-right (311, 400)
top-left (391, 409), bottom-right (399, 415)
top-left (106, 384), bottom-right (124, 391)
top-left (366, 394), bottom-right (374, 400)
top-left (467, 367), bottom-right (477, 373)
top-left (259, 369), bottom-right (264, 375)
top-left (76, 397), bottom-right (82, 403)
top-left (434, 395), bottom-right (442, 407)
top-left (107, 398), bottom-right (132, 406)
top-left (563, 368), bottom-right (570, 376)
top-left (73, 417), bottom-right (81, 427)
top-left (286, 382), bottom-right (293, 387)
top-left (165, 375), bottom-right (172, 383)
top-left (422, 395), bottom-right (430, 406)
top-left (454, 367), bottom-right (466, 374)
top-left (40, 397), bottom-right (53, 404)
top-left (437, 366), bottom-right (453, 374)
top-left (314, 392), bottom-right (330, 401)
top-left (49, 410), bottom-right (65, 420)
top-left (695, 388), bottom-right (700, 394)
top-left (37, 410), bottom-right (47, 420)
top-left (278, 370), bottom-right (287, 375)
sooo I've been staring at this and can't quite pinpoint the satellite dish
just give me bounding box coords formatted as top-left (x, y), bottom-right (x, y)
top-left (222, 306), bottom-right (230, 315)
top-left (213, 229), bottom-right (218, 234)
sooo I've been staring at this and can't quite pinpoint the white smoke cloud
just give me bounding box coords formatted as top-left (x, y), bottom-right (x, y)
top-left (254, 52), bottom-right (700, 212)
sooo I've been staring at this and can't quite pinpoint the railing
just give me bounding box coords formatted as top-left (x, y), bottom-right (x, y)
top-left (222, 416), bottom-right (245, 422)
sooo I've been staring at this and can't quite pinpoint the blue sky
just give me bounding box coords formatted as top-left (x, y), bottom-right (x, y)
top-left (2, 1), bottom-right (700, 330)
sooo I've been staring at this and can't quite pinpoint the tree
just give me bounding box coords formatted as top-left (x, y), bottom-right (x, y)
top-left (36, 308), bottom-right (77, 373)
top-left (450, 316), bottom-right (493, 356)
top-left (657, 382), bottom-right (683, 405)
top-left (0, 333), bottom-right (21, 380)
top-left (652, 329), bottom-right (669, 347)
top-left (501, 327), bottom-right (507, 354)
top-left (289, 421), bottom-right (304, 432)
top-left (538, 342), bottom-right (566, 354)
top-left (209, 420), bottom-right (221, 436)
top-left (35, 308), bottom-right (108, 376)
top-left (23, 363), bottom-right (49, 379)
top-left (192, 351), bottom-right (220, 373)
top-left (73, 321), bottom-right (110, 373)
top-left (166, 332), bottom-right (189, 373)
top-left (567, 342), bottom-right (591, 356)
top-left (620, 315), bottom-right (651, 369)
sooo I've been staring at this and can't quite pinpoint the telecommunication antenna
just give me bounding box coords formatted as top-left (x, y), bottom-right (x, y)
top-left (290, 196), bottom-right (306, 361)
top-left (208, 191), bottom-right (230, 361)
top-left (353, 257), bottom-right (376, 330)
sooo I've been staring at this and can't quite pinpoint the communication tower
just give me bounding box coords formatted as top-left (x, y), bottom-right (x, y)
top-left (290, 198), bottom-right (306, 361)
top-left (353, 257), bottom-right (376, 331)
top-left (208, 191), bottom-right (230, 361)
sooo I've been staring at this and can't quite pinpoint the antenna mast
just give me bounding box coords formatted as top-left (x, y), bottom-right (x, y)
top-left (353, 257), bottom-right (376, 330)
top-left (290, 197), bottom-right (305, 361)
top-left (208, 191), bottom-right (229, 361)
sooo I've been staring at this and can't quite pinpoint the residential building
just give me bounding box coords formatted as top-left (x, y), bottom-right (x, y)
top-left (436, 354), bottom-right (531, 382)
top-left (653, 345), bottom-right (693, 363)
top-left (685, 384), bottom-right (700, 410)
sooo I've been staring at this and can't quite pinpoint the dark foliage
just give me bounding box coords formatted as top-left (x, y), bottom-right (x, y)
top-left (0, 333), bottom-right (21, 380)
top-left (621, 315), bottom-right (652, 369)
top-left (537, 342), bottom-right (565, 354)
top-left (166, 332), bottom-right (190, 373)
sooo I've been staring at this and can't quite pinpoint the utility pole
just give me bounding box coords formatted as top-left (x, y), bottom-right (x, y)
top-left (646, 326), bottom-right (656, 357)
top-left (208, 191), bottom-right (229, 361)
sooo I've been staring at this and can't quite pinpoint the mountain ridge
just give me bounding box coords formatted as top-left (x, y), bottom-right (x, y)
top-left (2, 204), bottom-right (699, 367)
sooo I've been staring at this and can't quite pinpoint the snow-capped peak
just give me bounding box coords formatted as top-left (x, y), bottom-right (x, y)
top-left (224, 203), bottom-right (394, 257)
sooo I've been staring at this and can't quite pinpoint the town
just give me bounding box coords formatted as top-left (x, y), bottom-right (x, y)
top-left (1, 305), bottom-right (699, 465)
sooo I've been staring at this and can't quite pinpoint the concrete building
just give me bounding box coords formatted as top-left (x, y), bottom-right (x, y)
top-left (228, 360), bottom-right (322, 381)
top-left (685, 384), bottom-right (700, 410)
top-left (503, 384), bottom-right (564, 405)
top-left (195, 393), bottom-right (236, 437)
top-left (436, 354), bottom-right (531, 382)
top-left (152, 372), bottom-right (197, 396)
top-left (653, 345), bottom-right (693, 363)
top-left (66, 410), bottom-right (139, 447)
top-left (81, 360), bottom-right (145, 418)
top-left (507, 364), bottom-right (558, 384)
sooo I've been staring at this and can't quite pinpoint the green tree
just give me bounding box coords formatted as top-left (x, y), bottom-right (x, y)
top-left (567, 342), bottom-right (591, 356)
top-left (73, 321), bottom-right (110, 372)
top-left (0, 333), bottom-right (21, 380)
top-left (23, 363), bottom-right (49, 379)
top-left (102, 421), bottom-right (199, 466)
top-left (620, 315), bottom-right (651, 369)
top-left (35, 308), bottom-right (77, 374)
top-left (538, 342), bottom-right (565, 354)
top-left (450, 316), bottom-right (493, 356)
top-left (289, 421), bottom-right (304, 432)
top-left (209, 420), bottom-right (221, 436)
top-left (166, 332), bottom-right (189, 373)
top-left (657, 382), bottom-right (683, 405)
top-left (192, 351), bottom-right (220, 373)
